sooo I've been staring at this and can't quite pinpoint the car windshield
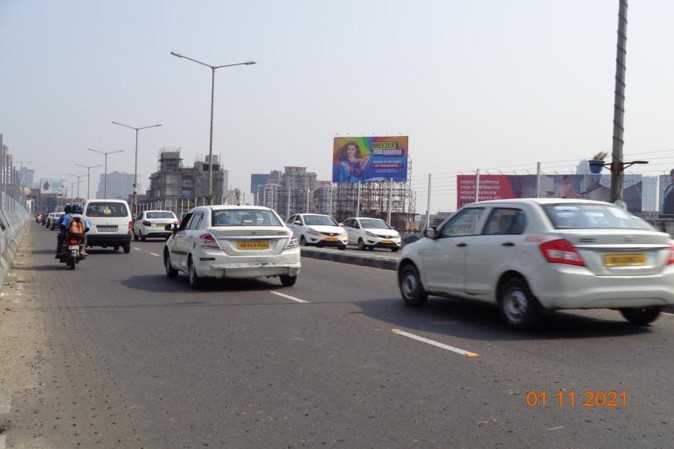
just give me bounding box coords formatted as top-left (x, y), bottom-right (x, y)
top-left (86, 202), bottom-right (129, 217)
top-left (359, 218), bottom-right (390, 229)
top-left (211, 209), bottom-right (282, 227)
top-left (146, 211), bottom-right (175, 219)
top-left (304, 215), bottom-right (337, 226)
top-left (543, 203), bottom-right (652, 230)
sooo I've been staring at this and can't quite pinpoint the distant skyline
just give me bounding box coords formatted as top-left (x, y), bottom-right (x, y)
top-left (2, 0), bottom-right (674, 212)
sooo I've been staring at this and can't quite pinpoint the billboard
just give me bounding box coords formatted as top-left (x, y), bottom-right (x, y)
top-left (332, 136), bottom-right (408, 183)
top-left (457, 174), bottom-right (643, 213)
top-left (39, 178), bottom-right (65, 195)
top-left (659, 173), bottom-right (674, 214)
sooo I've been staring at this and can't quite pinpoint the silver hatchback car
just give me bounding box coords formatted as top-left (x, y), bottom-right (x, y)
top-left (398, 198), bottom-right (674, 330)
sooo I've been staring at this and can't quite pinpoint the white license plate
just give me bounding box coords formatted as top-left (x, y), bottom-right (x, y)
top-left (68, 245), bottom-right (79, 250)
top-left (98, 226), bottom-right (117, 232)
top-left (237, 241), bottom-right (270, 250)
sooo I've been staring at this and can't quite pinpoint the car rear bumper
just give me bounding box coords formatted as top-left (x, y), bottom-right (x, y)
top-left (87, 234), bottom-right (132, 247)
top-left (191, 250), bottom-right (301, 279)
top-left (528, 265), bottom-right (674, 309)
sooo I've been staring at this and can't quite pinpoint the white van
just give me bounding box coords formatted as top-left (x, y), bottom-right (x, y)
top-left (83, 199), bottom-right (133, 253)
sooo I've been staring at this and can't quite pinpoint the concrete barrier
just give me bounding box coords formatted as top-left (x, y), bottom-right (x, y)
top-left (0, 197), bottom-right (30, 293)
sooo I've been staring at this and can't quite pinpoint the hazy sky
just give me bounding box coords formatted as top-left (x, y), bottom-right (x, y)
top-left (2, 0), bottom-right (673, 211)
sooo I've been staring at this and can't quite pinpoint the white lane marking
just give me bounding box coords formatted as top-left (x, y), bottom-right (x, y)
top-left (150, 252), bottom-right (161, 257)
top-left (663, 312), bottom-right (674, 317)
top-left (271, 291), bottom-right (309, 303)
top-left (134, 247), bottom-right (141, 251)
top-left (392, 328), bottom-right (479, 357)
top-left (0, 434), bottom-right (6, 449)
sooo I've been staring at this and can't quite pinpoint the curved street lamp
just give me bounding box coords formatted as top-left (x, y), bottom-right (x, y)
top-left (170, 51), bottom-right (256, 204)
top-left (74, 163), bottom-right (102, 200)
top-left (111, 121), bottom-right (162, 214)
top-left (87, 148), bottom-right (124, 198)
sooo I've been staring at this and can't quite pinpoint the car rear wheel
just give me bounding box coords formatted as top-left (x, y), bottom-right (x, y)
top-left (620, 306), bottom-right (663, 326)
top-left (499, 278), bottom-right (538, 331)
top-left (164, 251), bottom-right (178, 278)
top-left (399, 264), bottom-right (427, 307)
top-left (188, 258), bottom-right (203, 289)
top-left (133, 232), bottom-right (139, 241)
top-left (280, 275), bottom-right (297, 287)
top-left (357, 239), bottom-right (366, 251)
top-left (140, 231), bottom-right (146, 242)
top-left (123, 244), bottom-right (131, 254)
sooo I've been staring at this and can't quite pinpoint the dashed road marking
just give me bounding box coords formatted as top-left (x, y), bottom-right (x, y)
top-left (134, 247), bottom-right (141, 251)
top-left (150, 252), bottom-right (161, 257)
top-left (271, 291), bottom-right (309, 303)
top-left (0, 389), bottom-right (10, 413)
top-left (392, 328), bottom-right (479, 357)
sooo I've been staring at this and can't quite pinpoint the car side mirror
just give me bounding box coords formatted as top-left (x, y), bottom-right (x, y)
top-left (294, 220), bottom-right (302, 225)
top-left (423, 227), bottom-right (438, 239)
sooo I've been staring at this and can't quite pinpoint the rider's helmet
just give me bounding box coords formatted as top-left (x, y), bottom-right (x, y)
top-left (71, 203), bottom-right (83, 214)
top-left (64, 204), bottom-right (73, 214)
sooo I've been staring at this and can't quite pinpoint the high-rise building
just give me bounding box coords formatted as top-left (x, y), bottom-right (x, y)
top-left (96, 171), bottom-right (135, 200)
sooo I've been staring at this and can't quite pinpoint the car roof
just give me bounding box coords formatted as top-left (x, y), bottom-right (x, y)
top-left (189, 205), bottom-right (273, 212)
top-left (463, 198), bottom-right (613, 207)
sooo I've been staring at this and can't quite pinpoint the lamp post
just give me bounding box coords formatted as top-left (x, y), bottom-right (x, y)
top-left (170, 51), bottom-right (256, 204)
top-left (87, 148), bottom-right (124, 198)
top-left (75, 163), bottom-right (102, 200)
top-left (67, 173), bottom-right (85, 199)
top-left (111, 121), bottom-right (162, 215)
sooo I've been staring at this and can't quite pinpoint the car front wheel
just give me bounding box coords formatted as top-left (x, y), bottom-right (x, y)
top-left (398, 264), bottom-right (427, 307)
top-left (499, 278), bottom-right (538, 331)
top-left (164, 251), bottom-right (178, 278)
top-left (620, 306), bottom-right (663, 326)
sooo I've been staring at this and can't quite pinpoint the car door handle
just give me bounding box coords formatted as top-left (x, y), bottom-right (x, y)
top-left (502, 242), bottom-right (515, 247)
top-left (456, 242), bottom-right (467, 247)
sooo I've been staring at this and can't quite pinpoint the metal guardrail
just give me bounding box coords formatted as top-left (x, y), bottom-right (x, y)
top-left (0, 192), bottom-right (31, 292)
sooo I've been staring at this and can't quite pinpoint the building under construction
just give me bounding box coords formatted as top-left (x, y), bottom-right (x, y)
top-left (255, 161), bottom-right (417, 232)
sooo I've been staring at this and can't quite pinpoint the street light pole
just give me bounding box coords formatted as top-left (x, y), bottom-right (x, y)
top-left (112, 121), bottom-right (162, 215)
top-left (75, 163), bottom-right (102, 200)
top-left (87, 148), bottom-right (124, 198)
top-left (170, 51), bottom-right (256, 204)
top-left (67, 173), bottom-right (85, 199)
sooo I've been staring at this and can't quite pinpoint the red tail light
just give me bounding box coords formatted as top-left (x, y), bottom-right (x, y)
top-left (68, 238), bottom-right (80, 245)
top-left (667, 243), bottom-right (674, 265)
top-left (539, 239), bottom-right (585, 266)
top-left (199, 233), bottom-right (221, 250)
top-left (128, 220), bottom-right (133, 230)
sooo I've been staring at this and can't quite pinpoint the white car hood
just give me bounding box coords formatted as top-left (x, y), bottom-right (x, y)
top-left (309, 225), bottom-right (344, 234)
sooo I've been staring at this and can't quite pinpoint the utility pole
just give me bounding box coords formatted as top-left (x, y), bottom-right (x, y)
top-left (610, 0), bottom-right (628, 202)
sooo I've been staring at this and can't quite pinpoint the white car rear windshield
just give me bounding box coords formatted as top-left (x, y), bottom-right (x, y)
top-left (86, 202), bottom-right (129, 217)
top-left (146, 211), bottom-right (176, 219)
top-left (211, 210), bottom-right (282, 227)
top-left (543, 203), bottom-right (652, 230)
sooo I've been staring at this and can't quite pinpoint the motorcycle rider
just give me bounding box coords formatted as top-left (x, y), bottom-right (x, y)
top-left (58, 203), bottom-right (91, 258)
top-left (54, 204), bottom-right (72, 258)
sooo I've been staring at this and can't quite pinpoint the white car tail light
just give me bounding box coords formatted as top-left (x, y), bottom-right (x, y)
top-left (539, 239), bottom-right (585, 266)
top-left (286, 235), bottom-right (299, 249)
top-left (199, 233), bottom-right (222, 250)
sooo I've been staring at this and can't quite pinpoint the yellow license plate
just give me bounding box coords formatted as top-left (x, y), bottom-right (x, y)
top-left (237, 241), bottom-right (269, 250)
top-left (324, 237), bottom-right (338, 242)
top-left (603, 253), bottom-right (646, 267)
top-left (381, 240), bottom-right (393, 244)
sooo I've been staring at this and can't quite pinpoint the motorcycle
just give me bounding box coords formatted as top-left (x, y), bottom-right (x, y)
top-left (59, 233), bottom-right (84, 270)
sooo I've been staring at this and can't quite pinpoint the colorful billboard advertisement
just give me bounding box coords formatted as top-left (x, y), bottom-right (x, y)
top-left (332, 136), bottom-right (408, 183)
top-left (457, 174), bottom-right (643, 213)
top-left (39, 178), bottom-right (65, 195)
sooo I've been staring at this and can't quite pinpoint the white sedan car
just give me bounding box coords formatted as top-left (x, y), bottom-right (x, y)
top-left (286, 213), bottom-right (348, 250)
top-left (133, 210), bottom-right (179, 241)
top-left (343, 217), bottom-right (402, 251)
top-left (398, 198), bottom-right (674, 330)
top-left (164, 205), bottom-right (301, 289)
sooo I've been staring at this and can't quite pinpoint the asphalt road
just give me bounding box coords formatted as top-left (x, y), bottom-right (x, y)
top-left (2, 223), bottom-right (674, 448)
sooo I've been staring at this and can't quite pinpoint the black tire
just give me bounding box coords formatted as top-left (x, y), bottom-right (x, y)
top-left (113, 245), bottom-right (120, 252)
top-left (498, 278), bottom-right (538, 331)
top-left (357, 239), bottom-right (366, 251)
top-left (338, 245), bottom-right (347, 251)
top-left (164, 251), bottom-right (178, 278)
top-left (280, 275), bottom-right (297, 287)
top-left (398, 264), bottom-right (427, 307)
top-left (123, 244), bottom-right (131, 254)
top-left (391, 247), bottom-right (399, 252)
top-left (300, 236), bottom-right (308, 246)
top-left (68, 257), bottom-right (76, 270)
top-left (188, 258), bottom-right (203, 289)
top-left (140, 232), bottom-right (146, 242)
top-left (133, 232), bottom-right (139, 241)
top-left (620, 306), bottom-right (663, 326)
